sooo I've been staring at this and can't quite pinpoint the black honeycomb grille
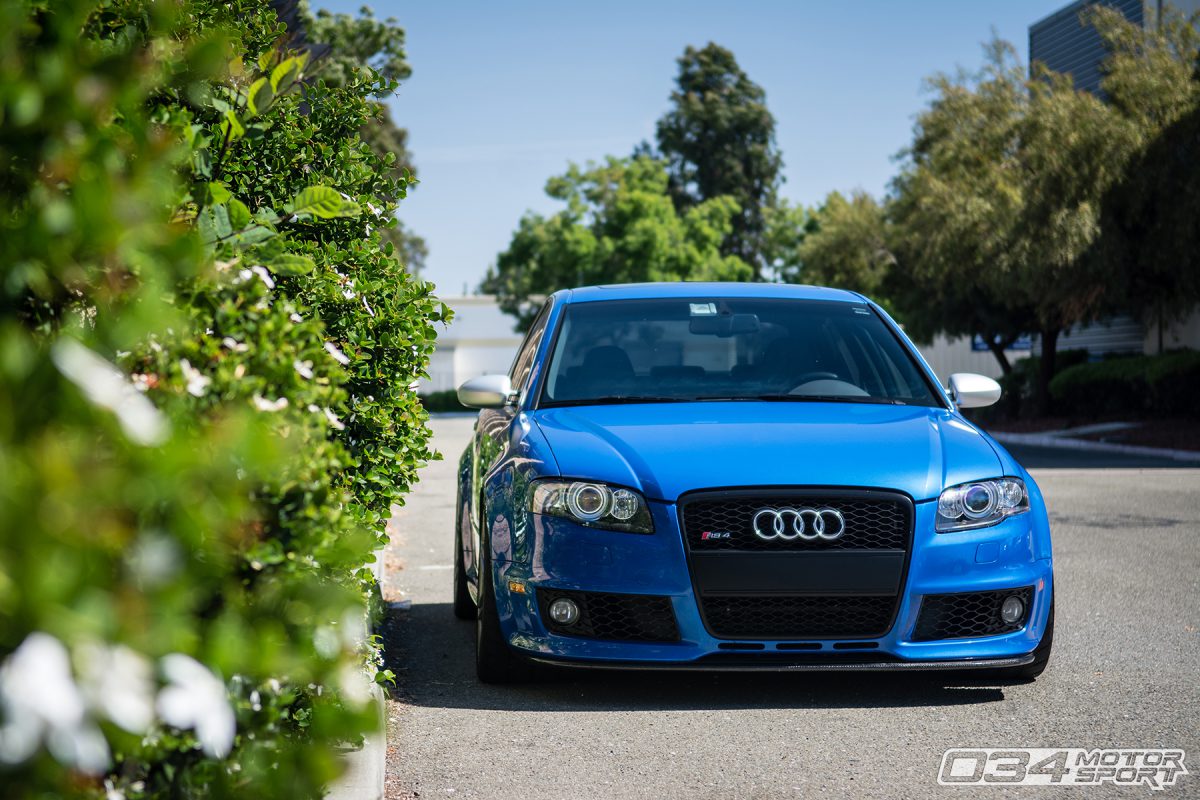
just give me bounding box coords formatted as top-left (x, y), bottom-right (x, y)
top-left (912, 587), bottom-right (1034, 641)
top-left (682, 493), bottom-right (909, 551)
top-left (702, 595), bottom-right (896, 639)
top-left (536, 589), bottom-right (680, 642)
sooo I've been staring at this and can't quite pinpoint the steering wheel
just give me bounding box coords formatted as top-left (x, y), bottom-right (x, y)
top-left (793, 371), bottom-right (840, 385)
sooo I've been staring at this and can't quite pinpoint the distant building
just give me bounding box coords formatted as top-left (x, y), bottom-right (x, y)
top-left (1032, 0), bottom-right (1200, 97)
top-left (1030, 0), bottom-right (1145, 95)
top-left (419, 296), bottom-right (524, 395)
top-left (1028, 0), bottom-right (1200, 358)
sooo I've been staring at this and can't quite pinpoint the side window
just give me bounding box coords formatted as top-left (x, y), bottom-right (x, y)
top-left (508, 303), bottom-right (551, 395)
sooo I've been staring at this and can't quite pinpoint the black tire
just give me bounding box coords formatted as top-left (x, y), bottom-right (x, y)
top-left (475, 545), bottom-right (536, 684)
top-left (452, 517), bottom-right (476, 621)
top-left (991, 600), bottom-right (1054, 681)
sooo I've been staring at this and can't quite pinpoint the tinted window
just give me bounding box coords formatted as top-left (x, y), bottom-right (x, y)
top-left (540, 298), bottom-right (939, 407)
top-left (509, 302), bottom-right (551, 397)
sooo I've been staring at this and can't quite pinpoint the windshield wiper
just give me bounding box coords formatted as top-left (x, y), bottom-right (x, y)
top-left (695, 394), bottom-right (910, 405)
top-left (544, 396), bottom-right (685, 407)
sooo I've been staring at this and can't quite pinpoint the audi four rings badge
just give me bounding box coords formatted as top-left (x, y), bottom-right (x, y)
top-left (751, 507), bottom-right (846, 541)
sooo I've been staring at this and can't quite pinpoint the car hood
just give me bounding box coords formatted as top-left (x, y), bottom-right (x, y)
top-left (532, 402), bottom-right (1002, 502)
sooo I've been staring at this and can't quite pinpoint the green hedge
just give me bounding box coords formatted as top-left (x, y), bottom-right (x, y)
top-left (1049, 351), bottom-right (1200, 417)
top-left (419, 389), bottom-right (469, 413)
top-left (0, 2), bottom-right (445, 798)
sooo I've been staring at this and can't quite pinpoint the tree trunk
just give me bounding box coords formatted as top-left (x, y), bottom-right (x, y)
top-left (1035, 327), bottom-right (1059, 417)
top-left (984, 335), bottom-right (1015, 376)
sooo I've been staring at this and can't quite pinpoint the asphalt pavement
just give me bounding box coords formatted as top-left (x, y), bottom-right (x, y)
top-left (381, 416), bottom-right (1200, 799)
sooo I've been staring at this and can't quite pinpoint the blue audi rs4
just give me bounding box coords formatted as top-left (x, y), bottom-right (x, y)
top-left (453, 283), bottom-right (1053, 683)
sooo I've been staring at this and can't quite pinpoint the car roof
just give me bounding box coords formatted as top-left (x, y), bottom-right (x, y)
top-left (556, 282), bottom-right (868, 305)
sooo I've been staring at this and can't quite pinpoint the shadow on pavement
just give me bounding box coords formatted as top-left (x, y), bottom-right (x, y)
top-left (380, 600), bottom-right (1010, 713)
top-left (1004, 442), bottom-right (1200, 469)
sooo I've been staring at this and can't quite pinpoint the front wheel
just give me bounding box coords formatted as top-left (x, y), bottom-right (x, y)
top-left (475, 548), bottom-right (536, 684)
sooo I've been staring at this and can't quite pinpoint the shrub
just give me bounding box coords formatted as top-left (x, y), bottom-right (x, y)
top-left (0, 2), bottom-right (444, 798)
top-left (419, 389), bottom-right (468, 413)
top-left (1049, 351), bottom-right (1200, 417)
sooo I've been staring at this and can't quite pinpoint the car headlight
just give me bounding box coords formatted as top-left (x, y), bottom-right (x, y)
top-left (935, 477), bottom-right (1029, 532)
top-left (529, 480), bottom-right (654, 534)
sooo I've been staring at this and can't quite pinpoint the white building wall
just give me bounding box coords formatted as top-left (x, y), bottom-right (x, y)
top-left (913, 334), bottom-right (1030, 384)
top-left (417, 296), bottom-right (524, 394)
top-left (1144, 307), bottom-right (1200, 354)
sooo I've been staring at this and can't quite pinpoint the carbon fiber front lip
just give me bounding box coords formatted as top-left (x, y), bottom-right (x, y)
top-left (529, 654), bottom-right (1035, 672)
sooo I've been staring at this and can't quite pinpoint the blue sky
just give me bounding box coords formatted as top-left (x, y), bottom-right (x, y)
top-left (314, 1), bottom-right (1067, 295)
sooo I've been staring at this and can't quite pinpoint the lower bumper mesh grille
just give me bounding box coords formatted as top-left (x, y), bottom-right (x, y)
top-left (536, 588), bottom-right (680, 642)
top-left (701, 595), bottom-right (896, 639)
top-left (912, 587), bottom-right (1034, 641)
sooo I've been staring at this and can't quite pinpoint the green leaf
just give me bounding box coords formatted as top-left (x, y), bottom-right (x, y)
top-left (230, 225), bottom-right (276, 246)
top-left (208, 182), bottom-right (232, 204)
top-left (270, 54), bottom-right (308, 93)
top-left (227, 198), bottom-right (251, 229)
top-left (193, 149), bottom-right (212, 179)
top-left (246, 77), bottom-right (274, 118)
top-left (219, 110), bottom-right (244, 142)
top-left (199, 205), bottom-right (232, 243)
top-left (268, 253), bottom-right (316, 276)
top-left (288, 186), bottom-right (361, 220)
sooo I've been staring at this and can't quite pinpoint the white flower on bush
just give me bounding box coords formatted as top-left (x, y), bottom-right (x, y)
top-left (324, 342), bottom-right (350, 366)
top-left (0, 633), bottom-right (110, 774)
top-left (323, 408), bottom-right (345, 431)
top-left (340, 609), bottom-right (368, 651)
top-left (289, 312), bottom-right (303, 323)
top-left (156, 654), bottom-right (235, 759)
top-left (179, 359), bottom-right (211, 397)
top-left (235, 265), bottom-right (275, 289)
top-left (293, 359), bottom-right (314, 380)
top-left (337, 663), bottom-right (373, 709)
top-left (78, 643), bottom-right (155, 735)
top-left (221, 337), bottom-right (249, 353)
top-left (51, 339), bottom-right (168, 446)
top-left (306, 404), bottom-right (345, 430)
top-left (252, 394), bottom-right (288, 412)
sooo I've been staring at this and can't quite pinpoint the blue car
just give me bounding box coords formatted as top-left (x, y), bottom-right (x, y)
top-left (453, 283), bottom-right (1053, 683)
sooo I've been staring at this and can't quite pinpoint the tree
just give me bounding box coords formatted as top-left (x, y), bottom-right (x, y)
top-left (1009, 61), bottom-right (1138, 406)
top-left (793, 191), bottom-right (893, 299)
top-left (1091, 7), bottom-right (1200, 350)
top-left (482, 156), bottom-right (752, 328)
top-left (887, 41), bottom-right (1039, 376)
top-left (307, 4), bottom-right (428, 273)
top-left (761, 198), bottom-right (815, 283)
top-left (656, 43), bottom-right (783, 277)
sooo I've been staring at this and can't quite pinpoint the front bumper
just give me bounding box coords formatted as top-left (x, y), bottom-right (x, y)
top-left (496, 497), bottom-right (1053, 668)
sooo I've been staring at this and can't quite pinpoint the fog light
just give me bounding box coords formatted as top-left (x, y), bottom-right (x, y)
top-left (1000, 595), bottom-right (1026, 624)
top-left (548, 598), bottom-right (580, 626)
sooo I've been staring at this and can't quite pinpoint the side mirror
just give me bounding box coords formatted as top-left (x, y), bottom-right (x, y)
top-left (457, 374), bottom-right (514, 409)
top-left (947, 373), bottom-right (1002, 409)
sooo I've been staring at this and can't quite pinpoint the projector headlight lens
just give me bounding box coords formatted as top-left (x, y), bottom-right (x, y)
top-left (936, 477), bottom-right (1029, 532)
top-left (531, 480), bottom-right (654, 534)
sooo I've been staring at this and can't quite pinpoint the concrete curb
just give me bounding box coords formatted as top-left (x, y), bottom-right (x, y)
top-left (326, 548), bottom-right (389, 800)
top-left (326, 682), bottom-right (386, 800)
top-left (991, 430), bottom-right (1200, 463)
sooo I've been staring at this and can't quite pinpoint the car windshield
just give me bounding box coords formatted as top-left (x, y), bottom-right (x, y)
top-left (539, 297), bottom-right (941, 408)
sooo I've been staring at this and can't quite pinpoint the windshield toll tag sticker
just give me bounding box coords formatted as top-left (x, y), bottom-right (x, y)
top-left (689, 302), bottom-right (718, 316)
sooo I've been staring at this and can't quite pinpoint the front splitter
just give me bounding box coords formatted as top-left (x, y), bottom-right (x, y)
top-left (529, 654), bottom-right (1034, 672)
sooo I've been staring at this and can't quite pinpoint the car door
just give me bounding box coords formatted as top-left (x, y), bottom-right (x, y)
top-left (465, 301), bottom-right (552, 586)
